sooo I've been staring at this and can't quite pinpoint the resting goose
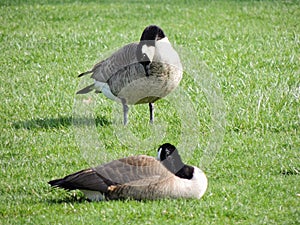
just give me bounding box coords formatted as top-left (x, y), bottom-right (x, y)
top-left (76, 25), bottom-right (182, 125)
top-left (48, 143), bottom-right (207, 201)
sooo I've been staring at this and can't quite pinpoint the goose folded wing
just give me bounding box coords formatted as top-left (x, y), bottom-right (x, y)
top-left (48, 169), bottom-right (111, 193)
top-left (49, 155), bottom-right (172, 194)
top-left (91, 43), bottom-right (139, 82)
top-left (92, 155), bottom-right (172, 185)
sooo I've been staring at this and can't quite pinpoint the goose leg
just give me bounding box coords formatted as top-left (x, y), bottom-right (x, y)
top-left (149, 102), bottom-right (154, 124)
top-left (121, 99), bottom-right (129, 125)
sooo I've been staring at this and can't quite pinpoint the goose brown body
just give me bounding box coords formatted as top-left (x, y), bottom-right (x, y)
top-left (48, 145), bottom-right (207, 201)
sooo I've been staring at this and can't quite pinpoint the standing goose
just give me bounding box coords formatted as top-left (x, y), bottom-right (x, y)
top-left (77, 25), bottom-right (182, 125)
top-left (48, 143), bottom-right (207, 201)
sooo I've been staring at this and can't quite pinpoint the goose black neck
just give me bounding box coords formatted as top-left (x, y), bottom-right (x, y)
top-left (175, 165), bottom-right (194, 180)
top-left (161, 149), bottom-right (185, 175)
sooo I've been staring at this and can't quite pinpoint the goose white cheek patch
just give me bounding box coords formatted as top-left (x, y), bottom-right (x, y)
top-left (157, 147), bottom-right (162, 160)
top-left (142, 45), bottom-right (155, 62)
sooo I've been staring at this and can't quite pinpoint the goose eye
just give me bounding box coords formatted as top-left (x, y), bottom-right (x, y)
top-left (141, 53), bottom-right (149, 62)
top-left (142, 53), bottom-right (148, 60)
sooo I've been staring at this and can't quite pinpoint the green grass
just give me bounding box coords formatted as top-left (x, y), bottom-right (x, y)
top-left (1, 0), bottom-right (299, 224)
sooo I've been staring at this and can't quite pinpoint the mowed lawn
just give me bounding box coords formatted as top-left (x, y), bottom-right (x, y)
top-left (1, 0), bottom-right (299, 224)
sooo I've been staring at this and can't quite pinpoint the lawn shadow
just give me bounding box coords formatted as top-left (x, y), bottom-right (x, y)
top-left (280, 168), bottom-right (299, 176)
top-left (45, 190), bottom-right (111, 204)
top-left (12, 116), bottom-right (111, 130)
top-left (46, 193), bottom-right (89, 204)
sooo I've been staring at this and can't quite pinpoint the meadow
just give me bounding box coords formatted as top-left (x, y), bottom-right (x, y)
top-left (0, 0), bottom-right (299, 224)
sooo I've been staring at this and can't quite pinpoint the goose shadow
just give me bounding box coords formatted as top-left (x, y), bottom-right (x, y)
top-left (45, 193), bottom-right (153, 204)
top-left (46, 192), bottom-right (89, 204)
top-left (12, 116), bottom-right (111, 130)
top-left (45, 191), bottom-right (141, 204)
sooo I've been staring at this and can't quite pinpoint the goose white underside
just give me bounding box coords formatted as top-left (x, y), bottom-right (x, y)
top-left (94, 81), bottom-right (120, 103)
top-left (82, 190), bottom-right (105, 201)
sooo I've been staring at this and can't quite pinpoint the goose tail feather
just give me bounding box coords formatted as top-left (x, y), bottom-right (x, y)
top-left (48, 178), bottom-right (71, 190)
top-left (78, 70), bottom-right (92, 77)
top-left (76, 84), bottom-right (95, 94)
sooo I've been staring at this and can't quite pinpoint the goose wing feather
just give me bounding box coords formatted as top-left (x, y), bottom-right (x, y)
top-left (48, 168), bottom-right (109, 192)
top-left (48, 155), bottom-right (173, 194)
top-left (93, 155), bottom-right (171, 184)
top-left (90, 43), bottom-right (139, 83)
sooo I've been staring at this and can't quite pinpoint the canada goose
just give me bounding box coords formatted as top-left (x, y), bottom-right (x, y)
top-left (76, 25), bottom-right (182, 125)
top-left (48, 143), bottom-right (207, 201)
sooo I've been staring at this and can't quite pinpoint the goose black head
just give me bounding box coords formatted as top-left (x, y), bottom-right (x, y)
top-left (137, 25), bottom-right (166, 76)
top-left (157, 143), bottom-right (180, 161)
top-left (140, 25), bottom-right (166, 42)
top-left (157, 143), bottom-right (194, 180)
